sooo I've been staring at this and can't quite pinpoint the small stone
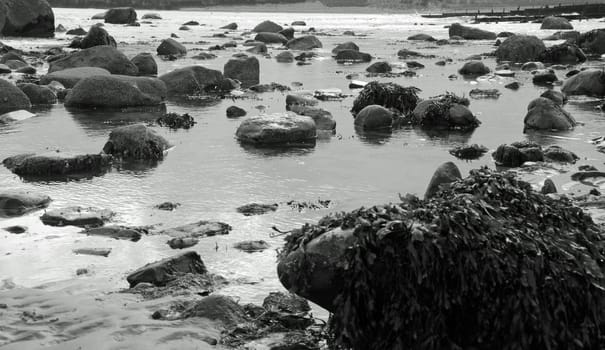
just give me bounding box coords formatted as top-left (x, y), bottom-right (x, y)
top-left (541, 179), bottom-right (557, 194)
top-left (76, 268), bottom-right (89, 275)
top-left (3, 225), bottom-right (27, 234)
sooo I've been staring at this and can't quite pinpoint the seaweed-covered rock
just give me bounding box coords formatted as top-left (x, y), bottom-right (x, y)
top-left (407, 33), bottom-right (436, 41)
top-left (424, 161), bottom-right (462, 199)
top-left (540, 90), bottom-right (567, 106)
top-left (538, 42), bottom-right (586, 64)
top-left (18, 83), bottom-right (57, 105)
top-left (458, 60), bottom-right (490, 75)
top-left (104, 7), bottom-right (136, 24)
top-left (543, 145), bottom-right (578, 163)
top-left (224, 56), bottom-right (259, 88)
top-left (48, 46), bottom-right (138, 76)
top-left (40, 67), bottom-right (111, 88)
top-left (159, 220), bottom-right (232, 238)
top-left (1, 0), bottom-right (55, 38)
top-left (102, 124), bottom-right (171, 161)
top-left (578, 28), bottom-right (605, 54)
top-left (354, 105), bottom-right (394, 130)
top-left (3, 152), bottom-right (112, 178)
top-left (156, 112), bottom-right (196, 129)
top-left (79, 25), bottom-right (116, 49)
top-left (278, 167), bottom-right (605, 350)
top-left (540, 16), bottom-right (573, 30)
top-left (351, 81), bottom-right (420, 116)
top-left (524, 97), bottom-right (576, 131)
top-left (253, 20), bottom-right (283, 33)
top-left (65, 75), bottom-right (166, 108)
top-left (0, 79), bottom-right (31, 114)
top-left (561, 69), bottom-right (605, 96)
top-left (126, 251), bottom-right (207, 287)
top-left (286, 35), bottom-right (322, 50)
top-left (495, 35), bottom-right (546, 63)
top-left (0, 190), bottom-right (51, 217)
top-left (159, 66), bottom-right (224, 95)
top-left (449, 23), bottom-right (496, 40)
top-left (493, 141), bottom-right (544, 167)
top-left (449, 144), bottom-right (489, 160)
top-left (411, 94), bottom-right (479, 130)
top-left (532, 69), bottom-right (558, 85)
top-left (236, 114), bottom-right (316, 146)
top-left (156, 38), bottom-right (186, 56)
top-left (41, 206), bottom-right (114, 227)
top-left (131, 53), bottom-right (157, 76)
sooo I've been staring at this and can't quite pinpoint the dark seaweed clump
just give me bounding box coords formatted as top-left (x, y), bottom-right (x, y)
top-left (351, 81), bottom-right (421, 116)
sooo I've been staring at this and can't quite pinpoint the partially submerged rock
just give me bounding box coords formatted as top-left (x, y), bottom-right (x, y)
top-left (73, 248), bottom-right (112, 257)
top-left (167, 237), bottom-right (199, 249)
top-left (354, 105), bottom-right (395, 130)
top-left (538, 42), bottom-right (586, 64)
top-left (102, 124), bottom-right (171, 161)
top-left (449, 144), bottom-right (489, 160)
top-left (157, 38), bottom-right (187, 56)
top-left (0, 190), bottom-right (51, 217)
top-left (253, 20), bottom-right (283, 33)
top-left (104, 7), bottom-right (136, 24)
top-left (449, 23), bottom-right (496, 40)
top-left (561, 69), bottom-right (605, 96)
top-left (159, 66), bottom-right (224, 95)
top-left (335, 49), bottom-right (372, 62)
top-left (48, 46), bottom-right (138, 76)
top-left (493, 141), bottom-right (577, 167)
top-left (411, 93), bottom-right (479, 130)
top-left (0, 79), bottom-right (31, 115)
top-left (126, 251), bottom-right (207, 287)
top-left (224, 56), bottom-right (260, 88)
top-left (495, 35), bottom-right (546, 63)
top-left (131, 53), bottom-right (157, 76)
top-left (159, 220), bottom-right (232, 238)
top-left (424, 161), bottom-right (462, 199)
top-left (578, 28), bottom-right (605, 55)
top-left (524, 97), bottom-right (576, 131)
top-left (540, 16), bottom-right (573, 30)
top-left (233, 240), bottom-right (270, 252)
top-left (41, 207), bottom-right (114, 228)
top-left (235, 114), bottom-right (317, 146)
top-left (40, 67), bottom-right (111, 88)
top-left (156, 112), bottom-right (196, 129)
top-left (236, 203), bottom-right (278, 216)
top-left (289, 105), bottom-right (336, 131)
top-left (286, 35), bottom-right (322, 50)
top-left (79, 25), bottom-right (116, 49)
top-left (226, 105), bottom-right (246, 118)
top-left (458, 60), bottom-right (490, 75)
top-left (332, 41), bottom-right (359, 55)
top-left (81, 226), bottom-right (147, 242)
top-left (0, 0), bottom-right (55, 38)
top-left (3, 152), bottom-right (112, 178)
top-left (17, 84), bottom-right (57, 105)
top-left (351, 81), bottom-right (420, 116)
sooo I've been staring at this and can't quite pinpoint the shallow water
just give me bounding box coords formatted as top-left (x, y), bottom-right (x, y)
top-left (1, 8), bottom-right (605, 348)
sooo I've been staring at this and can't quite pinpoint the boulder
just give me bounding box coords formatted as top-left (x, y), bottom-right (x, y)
top-left (48, 46), bottom-right (138, 76)
top-left (226, 105), bottom-right (246, 118)
top-left (577, 29), bottom-right (605, 54)
top-left (286, 35), bottom-right (322, 50)
top-left (407, 33), bottom-right (436, 41)
top-left (40, 67), bottom-right (111, 88)
top-left (40, 206), bottom-right (113, 227)
top-left (102, 124), bottom-right (171, 161)
top-left (66, 27), bottom-right (86, 35)
top-left (0, 51), bottom-right (24, 63)
top-left (159, 66), bottom-right (224, 95)
top-left (0, 190), bottom-right (51, 217)
top-left (91, 12), bottom-right (106, 20)
top-left (289, 106), bottom-right (336, 131)
top-left (540, 16), bottom-right (573, 30)
top-left (126, 251), bottom-right (206, 288)
top-left (458, 60), bottom-right (490, 75)
top-left (366, 61), bottom-right (391, 74)
top-left (279, 27), bottom-right (295, 40)
top-left (79, 25), bottom-right (116, 49)
top-left (82, 226), bottom-right (146, 241)
top-left (497, 31), bottom-right (515, 38)
top-left (254, 32), bottom-right (287, 44)
top-left (543, 145), bottom-right (578, 163)
top-left (412, 99), bottom-right (479, 130)
top-left (156, 38), bottom-right (186, 56)
top-left (65, 75), bottom-right (166, 108)
top-left (224, 56), bottom-right (259, 88)
top-left (532, 69), bottom-right (558, 85)
top-left (104, 7), bottom-right (136, 24)
top-left (286, 94), bottom-right (318, 109)
top-left (448, 23), bottom-right (496, 40)
top-left (246, 43), bottom-right (267, 54)
top-left (543, 30), bottom-right (580, 41)
top-left (131, 53), bottom-right (157, 76)
top-left (538, 42), bottom-right (586, 64)
top-left (234, 240), bottom-right (270, 252)
top-left (397, 49), bottom-right (422, 58)
top-left (354, 105), bottom-right (393, 130)
top-left (0, 0), bottom-right (54, 38)
top-left (521, 61), bottom-right (545, 71)
top-left (332, 41), bottom-right (359, 54)
top-left (55, 24), bottom-right (66, 32)
top-left (541, 179), bottom-right (557, 194)
top-left (3, 152), bottom-right (112, 177)
top-left (495, 35), bottom-right (546, 63)
top-left (424, 162), bottom-right (462, 199)
top-left (253, 20), bottom-right (283, 33)
top-left (5, 59), bottom-right (25, 69)
top-left (291, 21), bottom-right (306, 26)
top-left (159, 220), bottom-right (232, 238)
top-left (561, 69), bottom-right (605, 96)
top-left (236, 203), bottom-right (278, 216)
top-left (18, 83), bottom-right (56, 104)
top-left (0, 79), bottom-right (31, 115)
top-left (524, 97), bottom-right (576, 131)
top-left (192, 52), bottom-right (217, 60)
top-left (236, 114), bottom-right (317, 146)
top-left (540, 90), bottom-right (567, 106)
top-left (141, 13), bottom-right (162, 20)
top-left (15, 65), bottom-right (35, 74)
top-left (220, 22), bottom-right (237, 30)
top-left (335, 50), bottom-right (372, 62)
top-left (492, 142), bottom-right (544, 167)
top-left (276, 51), bottom-right (294, 63)
top-left (180, 295), bottom-right (247, 326)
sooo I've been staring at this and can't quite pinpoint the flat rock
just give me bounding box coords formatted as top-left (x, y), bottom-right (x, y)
top-left (236, 203), bottom-right (278, 216)
top-left (40, 67), bottom-right (111, 88)
top-left (167, 237), bottom-right (199, 249)
top-left (159, 220), bottom-right (232, 238)
top-left (41, 207), bottom-right (114, 228)
top-left (48, 46), bottom-right (138, 76)
top-left (3, 152), bottom-right (112, 178)
top-left (236, 114), bottom-right (317, 146)
top-left (81, 226), bottom-right (147, 241)
top-left (126, 251), bottom-right (207, 287)
top-left (0, 190), bottom-right (51, 217)
top-left (234, 240), bottom-right (270, 252)
top-left (102, 124), bottom-right (171, 161)
top-left (73, 248), bottom-right (112, 257)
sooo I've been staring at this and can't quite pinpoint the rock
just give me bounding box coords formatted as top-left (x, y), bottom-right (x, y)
top-left (532, 69), bottom-right (558, 85)
top-left (104, 7), bottom-right (137, 24)
top-left (497, 31), bottom-right (515, 38)
top-left (562, 69), bottom-right (605, 97)
top-left (159, 66), bottom-right (224, 95)
top-left (102, 124), bottom-right (171, 161)
top-left (343, 30), bottom-right (355, 36)
top-left (253, 20), bottom-right (283, 33)
top-left (411, 96), bottom-right (479, 130)
top-left (332, 41), bottom-right (359, 54)
top-left (354, 105), bottom-right (393, 130)
top-left (221, 22), bottom-right (237, 30)
top-left (141, 13), bottom-right (162, 20)
top-left (289, 106), bottom-right (336, 131)
top-left (524, 97), bottom-right (576, 131)
top-left (224, 56), bottom-right (259, 88)
top-left (1, 0), bottom-right (54, 38)
top-left (0, 79), bottom-right (31, 115)
top-left (155, 202), bottom-right (180, 210)
top-left (159, 220), bottom-right (232, 238)
top-left (0, 190), bottom-right (51, 217)
top-left (40, 67), bottom-right (111, 88)
top-left (91, 12), bottom-right (106, 20)
top-left (540, 16), bottom-right (573, 30)
top-left (397, 49), bottom-right (422, 58)
top-left (236, 203), bottom-right (278, 216)
top-left (0, 63), bottom-right (10, 73)
top-left (566, 69), bottom-right (580, 78)
top-left (126, 251), bottom-right (207, 287)
top-left (3, 152), bottom-right (112, 178)
top-left (157, 112), bottom-right (195, 129)
top-left (254, 32), bottom-right (287, 44)
top-left (276, 51), bottom-right (294, 63)
top-left (448, 23), bottom-right (496, 40)
top-left (236, 114), bottom-right (316, 146)
top-left (55, 24), bottom-right (66, 32)
top-left (80, 25), bottom-right (116, 49)
top-left (192, 52), bottom-right (217, 60)
top-left (246, 43), bottom-right (267, 54)
top-left (543, 30), bottom-right (580, 41)
top-left (541, 179), bottom-right (557, 194)
top-left (291, 21), bottom-right (306, 26)
top-left (366, 61), bottom-right (391, 73)
top-left (351, 81), bottom-right (420, 115)
top-left (73, 248), bottom-right (111, 257)
top-left (407, 33), bottom-right (436, 41)
top-left (335, 50), bottom-right (372, 62)
top-left (424, 162), bottom-right (462, 199)
top-left (41, 207), bottom-right (113, 227)
top-left (226, 106), bottom-right (246, 118)
top-left (179, 25), bottom-right (190, 31)
top-left (131, 53), bottom-right (157, 76)
top-left (538, 42), bottom-right (586, 64)
top-left (0, 52), bottom-right (24, 64)
top-left (286, 94), bottom-right (318, 109)
top-left (48, 46), bottom-right (138, 76)
top-left (180, 295), bottom-right (247, 327)
top-left (182, 20), bottom-right (198, 26)
top-left (578, 29), bottom-right (605, 54)
top-left (15, 66), bottom-right (35, 74)
top-left (458, 60), bottom-right (490, 75)
top-left (157, 38), bottom-right (186, 56)
top-left (18, 83), bottom-right (56, 105)
top-left (167, 237), bottom-right (199, 249)
top-left (4, 59), bottom-right (24, 70)
top-left (449, 144), bottom-right (489, 160)
top-left (406, 61), bottom-right (424, 69)
top-left (66, 27), bottom-right (86, 35)
top-left (521, 61), bottom-right (545, 71)
top-left (469, 88), bottom-right (501, 99)
top-left (82, 226), bottom-right (146, 241)
top-left (0, 110), bottom-right (34, 123)
top-left (543, 145), bottom-right (578, 163)
top-left (65, 75), bottom-right (166, 109)
top-left (234, 240), bottom-right (270, 252)
top-left (3, 225), bottom-right (26, 233)
top-left (495, 35), bottom-right (546, 63)
top-left (540, 90), bottom-right (567, 106)
top-left (492, 142), bottom-right (544, 167)
top-left (286, 36), bottom-right (322, 50)
top-left (279, 27), bottom-right (295, 40)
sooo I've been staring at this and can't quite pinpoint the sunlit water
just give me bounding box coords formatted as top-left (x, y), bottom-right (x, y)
top-left (1, 7), bottom-right (604, 323)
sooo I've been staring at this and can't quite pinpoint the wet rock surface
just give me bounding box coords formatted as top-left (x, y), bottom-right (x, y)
top-left (236, 203), bottom-right (278, 216)
top-left (81, 226), bottom-right (147, 242)
top-left (236, 114), bottom-right (317, 146)
top-left (3, 152), bottom-right (112, 179)
top-left (102, 124), bottom-right (171, 161)
top-left (40, 206), bottom-right (114, 228)
top-left (0, 190), bottom-right (51, 217)
top-left (126, 251), bottom-right (207, 288)
top-left (159, 220), bottom-right (232, 238)
top-left (48, 46), bottom-right (139, 76)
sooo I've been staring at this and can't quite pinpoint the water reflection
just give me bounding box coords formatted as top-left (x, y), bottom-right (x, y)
top-left (238, 142), bottom-right (316, 157)
top-left (67, 105), bottom-right (167, 133)
top-left (413, 127), bottom-right (475, 145)
top-left (355, 127), bottom-right (392, 145)
top-left (113, 160), bottom-right (163, 175)
top-left (524, 130), bottom-right (576, 146)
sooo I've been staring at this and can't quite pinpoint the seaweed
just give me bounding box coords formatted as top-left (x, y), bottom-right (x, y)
top-left (351, 81), bottom-right (421, 116)
top-left (449, 144), bottom-right (489, 160)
